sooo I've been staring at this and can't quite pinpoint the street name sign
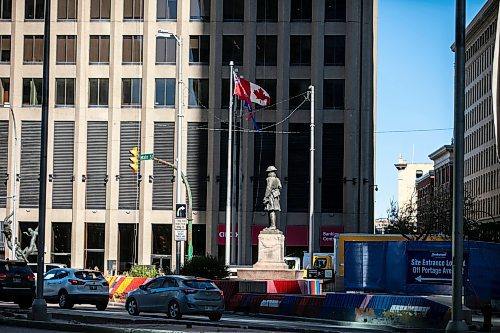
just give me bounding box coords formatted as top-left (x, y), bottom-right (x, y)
top-left (140, 153), bottom-right (154, 160)
top-left (174, 229), bottom-right (187, 241)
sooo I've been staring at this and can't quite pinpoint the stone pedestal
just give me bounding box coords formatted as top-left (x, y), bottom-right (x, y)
top-left (237, 228), bottom-right (304, 280)
top-left (253, 228), bottom-right (289, 270)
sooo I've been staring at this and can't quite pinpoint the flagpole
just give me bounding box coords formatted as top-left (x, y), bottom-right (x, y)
top-left (225, 62), bottom-right (234, 266)
top-left (231, 97), bottom-right (238, 265)
top-left (308, 85), bottom-right (315, 268)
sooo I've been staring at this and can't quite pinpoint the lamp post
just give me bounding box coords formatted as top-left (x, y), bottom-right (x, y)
top-left (2, 103), bottom-right (17, 259)
top-left (157, 29), bottom-right (184, 274)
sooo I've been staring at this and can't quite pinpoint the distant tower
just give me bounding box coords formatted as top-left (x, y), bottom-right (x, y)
top-left (395, 154), bottom-right (433, 209)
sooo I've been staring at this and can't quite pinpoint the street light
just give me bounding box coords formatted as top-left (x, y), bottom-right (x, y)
top-left (2, 102), bottom-right (18, 260)
top-left (157, 29), bottom-right (184, 274)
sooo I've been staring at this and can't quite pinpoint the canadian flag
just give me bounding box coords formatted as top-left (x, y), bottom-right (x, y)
top-left (233, 73), bottom-right (271, 107)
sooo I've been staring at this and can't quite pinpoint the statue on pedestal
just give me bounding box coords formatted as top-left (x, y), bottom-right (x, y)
top-left (263, 166), bottom-right (281, 229)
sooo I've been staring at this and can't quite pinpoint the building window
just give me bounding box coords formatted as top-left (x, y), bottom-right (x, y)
top-left (124, 0), bottom-right (143, 20)
top-left (324, 35), bottom-right (345, 66)
top-left (89, 36), bottom-right (110, 64)
top-left (290, 36), bottom-right (311, 66)
top-left (22, 78), bottom-right (42, 106)
top-left (55, 78), bottom-right (75, 107)
top-left (90, 0), bottom-right (110, 20)
top-left (122, 78), bottom-right (142, 107)
top-left (257, 0), bottom-right (277, 22)
top-left (89, 78), bottom-right (109, 107)
top-left (223, 0), bottom-right (243, 21)
top-left (190, 0), bottom-right (210, 21)
top-left (123, 35), bottom-right (143, 64)
top-left (157, 0), bottom-right (177, 20)
top-left (222, 35), bottom-right (244, 66)
top-left (152, 224), bottom-right (172, 255)
top-left (287, 123), bottom-right (310, 212)
top-left (289, 79), bottom-right (310, 109)
top-left (221, 78), bottom-right (229, 109)
top-left (85, 223), bottom-right (105, 272)
top-left (323, 79), bottom-right (344, 110)
top-left (57, 0), bottom-right (77, 20)
top-left (190, 225), bottom-right (206, 256)
top-left (0, 36), bottom-right (10, 62)
top-left (23, 35), bottom-right (44, 63)
top-left (52, 223), bottom-right (72, 267)
top-left (188, 79), bottom-right (209, 108)
top-left (189, 36), bottom-right (209, 64)
top-left (256, 35), bottom-right (277, 66)
top-left (255, 79), bottom-right (276, 109)
top-left (56, 36), bottom-right (76, 64)
top-left (155, 79), bottom-right (175, 107)
top-left (322, 123), bottom-right (344, 212)
top-left (325, 0), bottom-right (345, 22)
top-left (291, 0), bottom-right (311, 22)
top-left (156, 37), bottom-right (176, 64)
top-left (25, 0), bottom-right (44, 20)
top-left (0, 78), bottom-right (9, 104)
top-left (0, 0), bottom-right (12, 19)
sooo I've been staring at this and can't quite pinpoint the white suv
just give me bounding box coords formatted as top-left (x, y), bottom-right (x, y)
top-left (43, 268), bottom-right (109, 310)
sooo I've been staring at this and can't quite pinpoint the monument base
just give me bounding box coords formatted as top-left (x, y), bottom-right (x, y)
top-left (237, 227), bottom-right (303, 280)
top-left (237, 268), bottom-right (304, 280)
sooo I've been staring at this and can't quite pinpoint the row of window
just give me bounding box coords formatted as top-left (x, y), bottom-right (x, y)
top-left (465, 71), bottom-right (491, 110)
top-left (465, 96), bottom-right (491, 135)
top-left (465, 44), bottom-right (493, 86)
top-left (465, 120), bottom-right (495, 154)
top-left (0, 34), bottom-right (346, 67)
top-left (0, 0), bottom-right (346, 23)
top-left (465, 20), bottom-right (496, 63)
top-left (465, 145), bottom-right (498, 178)
top-left (0, 77), bottom-right (345, 110)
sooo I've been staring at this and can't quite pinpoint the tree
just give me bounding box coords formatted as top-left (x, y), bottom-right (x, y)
top-left (385, 186), bottom-right (498, 241)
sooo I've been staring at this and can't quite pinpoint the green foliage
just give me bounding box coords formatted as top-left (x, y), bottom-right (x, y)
top-left (180, 255), bottom-right (229, 280)
top-left (125, 265), bottom-right (159, 278)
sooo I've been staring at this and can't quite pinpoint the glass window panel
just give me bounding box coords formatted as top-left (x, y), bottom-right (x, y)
top-left (132, 79), bottom-right (142, 104)
top-left (89, 36), bottom-right (99, 62)
top-left (291, 0), bottom-right (311, 21)
top-left (289, 79), bottom-right (310, 109)
top-left (1, 0), bottom-right (12, 19)
top-left (166, 38), bottom-right (176, 62)
top-left (23, 37), bottom-right (32, 62)
top-left (257, 0), bottom-right (278, 22)
top-left (90, 0), bottom-right (99, 18)
top-left (290, 36), bottom-right (310, 65)
top-left (152, 224), bottom-right (171, 255)
top-left (222, 35), bottom-right (244, 66)
top-left (101, 36), bottom-right (110, 62)
top-left (221, 78), bottom-right (229, 109)
top-left (89, 79), bottom-right (98, 105)
top-left (155, 79), bottom-right (165, 106)
top-left (223, 0), bottom-right (243, 21)
top-left (256, 35), bottom-right (277, 66)
top-left (67, 0), bottom-right (76, 19)
top-left (86, 223), bottom-right (105, 249)
top-left (66, 79), bottom-right (75, 105)
top-left (324, 35), bottom-right (345, 66)
top-left (101, 0), bottom-right (111, 19)
top-left (123, 36), bottom-right (132, 63)
top-left (0, 36), bottom-right (11, 62)
top-left (134, 0), bottom-right (143, 19)
top-left (57, 0), bottom-right (67, 19)
top-left (35, 0), bottom-right (44, 19)
top-left (52, 223), bottom-right (72, 254)
top-left (34, 36), bottom-right (44, 62)
top-left (56, 79), bottom-right (66, 105)
top-left (122, 79), bottom-right (131, 105)
top-left (156, 38), bottom-right (166, 62)
top-left (325, 0), bottom-right (346, 22)
top-left (56, 37), bottom-right (65, 62)
top-left (99, 79), bottom-right (108, 105)
top-left (67, 36), bottom-right (76, 62)
top-left (190, 0), bottom-right (210, 21)
top-left (123, 0), bottom-right (133, 18)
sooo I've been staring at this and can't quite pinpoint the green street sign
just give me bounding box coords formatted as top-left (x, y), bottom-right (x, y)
top-left (140, 153), bottom-right (154, 161)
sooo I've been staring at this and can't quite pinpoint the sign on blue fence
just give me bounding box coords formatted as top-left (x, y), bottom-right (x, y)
top-left (407, 251), bottom-right (468, 285)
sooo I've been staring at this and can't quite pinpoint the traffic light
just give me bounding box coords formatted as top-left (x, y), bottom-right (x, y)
top-left (129, 147), bottom-right (139, 174)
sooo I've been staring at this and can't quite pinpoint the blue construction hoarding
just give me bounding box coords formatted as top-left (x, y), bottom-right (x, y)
top-left (344, 240), bottom-right (500, 308)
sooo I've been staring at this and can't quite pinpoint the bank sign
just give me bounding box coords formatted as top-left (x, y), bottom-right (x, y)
top-left (407, 250), bottom-right (468, 285)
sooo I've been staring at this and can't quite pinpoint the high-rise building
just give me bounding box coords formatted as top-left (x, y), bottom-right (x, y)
top-left (394, 154), bottom-right (433, 209)
top-left (0, 0), bottom-right (377, 272)
top-left (464, 0), bottom-right (500, 226)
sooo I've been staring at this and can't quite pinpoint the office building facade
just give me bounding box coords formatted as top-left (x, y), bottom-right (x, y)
top-left (0, 0), bottom-right (377, 272)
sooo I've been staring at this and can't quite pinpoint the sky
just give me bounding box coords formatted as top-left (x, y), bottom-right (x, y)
top-left (375, 0), bottom-right (487, 219)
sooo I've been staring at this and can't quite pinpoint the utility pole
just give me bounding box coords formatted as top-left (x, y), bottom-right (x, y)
top-left (446, 0), bottom-right (468, 332)
top-left (31, 0), bottom-right (51, 321)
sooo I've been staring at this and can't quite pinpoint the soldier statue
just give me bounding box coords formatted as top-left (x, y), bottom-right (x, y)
top-left (263, 166), bottom-right (282, 229)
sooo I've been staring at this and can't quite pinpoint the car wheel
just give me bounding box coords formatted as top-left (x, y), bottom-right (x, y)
top-left (96, 302), bottom-right (108, 311)
top-left (208, 313), bottom-right (222, 321)
top-left (126, 298), bottom-right (140, 316)
top-left (58, 291), bottom-right (73, 309)
top-left (167, 300), bottom-right (182, 319)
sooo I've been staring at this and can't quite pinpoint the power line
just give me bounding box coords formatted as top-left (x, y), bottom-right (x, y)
top-left (376, 127), bottom-right (453, 134)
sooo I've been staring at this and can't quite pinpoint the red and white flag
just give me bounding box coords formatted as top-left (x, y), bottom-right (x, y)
top-left (233, 73), bottom-right (271, 107)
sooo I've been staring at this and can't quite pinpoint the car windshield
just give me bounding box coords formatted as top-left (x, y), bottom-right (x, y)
top-left (0, 262), bottom-right (32, 274)
top-left (74, 271), bottom-right (104, 280)
top-left (182, 279), bottom-right (217, 290)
